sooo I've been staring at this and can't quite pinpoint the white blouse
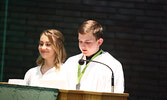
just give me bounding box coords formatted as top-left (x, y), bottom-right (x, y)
top-left (24, 65), bottom-right (67, 89)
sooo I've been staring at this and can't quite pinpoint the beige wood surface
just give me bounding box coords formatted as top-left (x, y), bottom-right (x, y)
top-left (58, 89), bottom-right (129, 100)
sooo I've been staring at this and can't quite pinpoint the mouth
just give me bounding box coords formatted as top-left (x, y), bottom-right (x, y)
top-left (41, 51), bottom-right (48, 53)
top-left (82, 49), bottom-right (88, 54)
top-left (82, 49), bottom-right (87, 52)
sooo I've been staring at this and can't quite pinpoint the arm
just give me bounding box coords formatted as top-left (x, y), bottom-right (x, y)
top-left (114, 62), bottom-right (124, 93)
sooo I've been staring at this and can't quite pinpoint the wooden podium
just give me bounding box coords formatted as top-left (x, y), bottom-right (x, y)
top-left (58, 89), bottom-right (129, 100)
top-left (0, 82), bottom-right (129, 100)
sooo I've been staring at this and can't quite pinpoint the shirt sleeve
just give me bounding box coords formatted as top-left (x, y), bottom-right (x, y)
top-left (114, 62), bottom-right (124, 93)
top-left (24, 68), bottom-right (32, 85)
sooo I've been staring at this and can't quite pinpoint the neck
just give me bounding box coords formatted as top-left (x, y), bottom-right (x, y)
top-left (44, 59), bottom-right (55, 68)
top-left (86, 49), bottom-right (101, 60)
top-left (41, 59), bottom-right (55, 75)
top-left (85, 49), bottom-right (102, 64)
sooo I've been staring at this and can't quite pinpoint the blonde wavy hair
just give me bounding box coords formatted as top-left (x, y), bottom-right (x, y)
top-left (36, 29), bottom-right (66, 70)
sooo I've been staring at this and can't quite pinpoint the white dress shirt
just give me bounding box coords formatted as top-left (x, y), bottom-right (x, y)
top-left (64, 51), bottom-right (124, 93)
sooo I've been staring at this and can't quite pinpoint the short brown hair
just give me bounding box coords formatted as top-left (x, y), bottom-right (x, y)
top-left (36, 29), bottom-right (66, 70)
top-left (78, 20), bottom-right (103, 40)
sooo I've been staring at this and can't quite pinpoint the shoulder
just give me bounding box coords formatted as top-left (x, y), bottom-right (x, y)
top-left (24, 66), bottom-right (41, 81)
top-left (65, 53), bottom-right (82, 62)
top-left (63, 53), bottom-right (82, 70)
top-left (25, 66), bottom-right (41, 75)
top-left (101, 51), bottom-right (122, 66)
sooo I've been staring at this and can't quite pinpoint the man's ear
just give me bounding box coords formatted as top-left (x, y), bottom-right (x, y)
top-left (98, 38), bottom-right (103, 46)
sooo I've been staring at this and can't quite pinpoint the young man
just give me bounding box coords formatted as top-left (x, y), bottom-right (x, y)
top-left (64, 20), bottom-right (124, 93)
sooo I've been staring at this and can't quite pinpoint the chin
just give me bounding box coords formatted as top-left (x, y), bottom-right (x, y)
top-left (82, 51), bottom-right (91, 56)
top-left (83, 53), bottom-right (90, 57)
top-left (82, 53), bottom-right (87, 56)
top-left (41, 55), bottom-right (47, 59)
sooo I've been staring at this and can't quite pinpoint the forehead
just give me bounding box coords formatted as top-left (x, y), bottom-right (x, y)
top-left (78, 33), bottom-right (96, 41)
top-left (40, 34), bottom-right (49, 41)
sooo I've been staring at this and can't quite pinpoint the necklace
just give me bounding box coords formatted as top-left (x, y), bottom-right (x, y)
top-left (41, 66), bottom-right (46, 74)
top-left (41, 65), bottom-right (50, 74)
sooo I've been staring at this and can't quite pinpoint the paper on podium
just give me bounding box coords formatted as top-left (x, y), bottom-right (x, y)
top-left (8, 79), bottom-right (26, 85)
top-left (38, 80), bottom-right (68, 90)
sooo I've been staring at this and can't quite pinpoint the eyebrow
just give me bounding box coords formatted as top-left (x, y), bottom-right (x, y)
top-left (79, 39), bottom-right (93, 41)
top-left (39, 41), bottom-right (51, 43)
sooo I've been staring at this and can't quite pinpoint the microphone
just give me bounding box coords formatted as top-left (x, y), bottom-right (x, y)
top-left (78, 59), bottom-right (114, 92)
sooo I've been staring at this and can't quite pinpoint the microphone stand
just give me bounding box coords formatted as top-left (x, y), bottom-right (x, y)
top-left (79, 59), bottom-right (114, 92)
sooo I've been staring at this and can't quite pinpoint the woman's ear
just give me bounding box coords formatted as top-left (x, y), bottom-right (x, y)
top-left (98, 38), bottom-right (103, 46)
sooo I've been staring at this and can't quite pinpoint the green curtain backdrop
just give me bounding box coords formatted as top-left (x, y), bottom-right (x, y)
top-left (0, 0), bottom-right (8, 81)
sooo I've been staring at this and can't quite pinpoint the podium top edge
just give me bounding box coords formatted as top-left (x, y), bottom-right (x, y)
top-left (59, 89), bottom-right (129, 97)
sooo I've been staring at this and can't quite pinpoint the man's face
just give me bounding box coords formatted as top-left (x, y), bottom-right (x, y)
top-left (78, 33), bottom-right (103, 57)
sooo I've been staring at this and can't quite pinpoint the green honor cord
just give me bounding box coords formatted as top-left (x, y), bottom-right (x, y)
top-left (77, 49), bottom-right (102, 84)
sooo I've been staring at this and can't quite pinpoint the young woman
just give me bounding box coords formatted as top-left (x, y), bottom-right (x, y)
top-left (24, 29), bottom-right (66, 88)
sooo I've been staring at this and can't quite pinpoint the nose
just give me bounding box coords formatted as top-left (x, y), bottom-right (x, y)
top-left (41, 44), bottom-right (47, 49)
top-left (80, 42), bottom-right (86, 48)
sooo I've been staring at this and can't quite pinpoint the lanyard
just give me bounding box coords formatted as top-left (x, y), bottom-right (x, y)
top-left (77, 49), bottom-right (102, 84)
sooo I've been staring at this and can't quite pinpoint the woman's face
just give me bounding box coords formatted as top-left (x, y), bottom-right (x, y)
top-left (38, 34), bottom-right (56, 60)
